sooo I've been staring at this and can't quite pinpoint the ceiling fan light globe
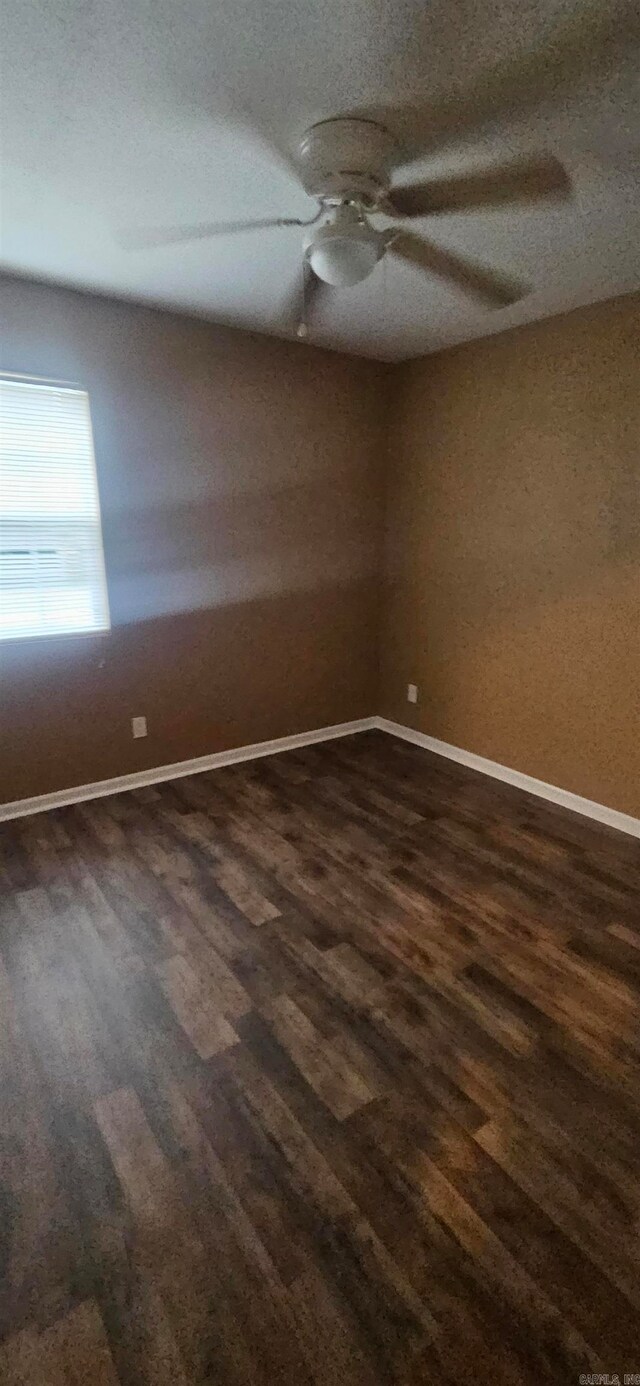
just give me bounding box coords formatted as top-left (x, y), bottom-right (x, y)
top-left (305, 206), bottom-right (383, 286)
top-left (309, 236), bottom-right (380, 286)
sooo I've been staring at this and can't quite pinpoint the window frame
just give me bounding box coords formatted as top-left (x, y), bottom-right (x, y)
top-left (0, 370), bottom-right (111, 645)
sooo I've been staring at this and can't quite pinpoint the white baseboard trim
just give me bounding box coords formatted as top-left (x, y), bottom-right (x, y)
top-left (2, 713), bottom-right (637, 840)
top-left (374, 717), bottom-right (640, 840)
top-left (0, 717), bottom-right (378, 823)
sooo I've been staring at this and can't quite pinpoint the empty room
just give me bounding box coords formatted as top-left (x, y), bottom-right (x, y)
top-left (0, 0), bottom-right (639, 1382)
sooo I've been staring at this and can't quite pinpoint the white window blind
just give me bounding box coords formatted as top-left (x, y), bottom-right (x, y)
top-left (0, 375), bottom-right (110, 640)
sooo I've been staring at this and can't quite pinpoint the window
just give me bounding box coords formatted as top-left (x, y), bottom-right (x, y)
top-left (0, 375), bottom-right (110, 640)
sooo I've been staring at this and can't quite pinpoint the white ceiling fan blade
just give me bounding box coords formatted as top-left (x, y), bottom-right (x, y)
top-left (390, 232), bottom-right (528, 307)
top-left (388, 155), bottom-right (571, 218)
top-left (119, 215), bottom-right (308, 251)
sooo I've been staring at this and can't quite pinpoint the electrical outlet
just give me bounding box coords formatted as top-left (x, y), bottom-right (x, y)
top-left (407, 683), bottom-right (418, 704)
top-left (132, 716), bottom-right (147, 739)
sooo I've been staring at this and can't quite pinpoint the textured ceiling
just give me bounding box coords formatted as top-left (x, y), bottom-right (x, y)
top-left (1, 0), bottom-right (639, 360)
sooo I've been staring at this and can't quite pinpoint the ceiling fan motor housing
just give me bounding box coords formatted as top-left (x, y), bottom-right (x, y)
top-left (298, 117), bottom-right (398, 207)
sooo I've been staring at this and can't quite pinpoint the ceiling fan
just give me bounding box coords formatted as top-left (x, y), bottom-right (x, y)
top-left (122, 117), bottom-right (571, 337)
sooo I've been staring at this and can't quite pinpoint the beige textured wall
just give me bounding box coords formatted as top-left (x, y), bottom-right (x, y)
top-left (0, 277), bottom-right (388, 803)
top-left (2, 279), bottom-right (637, 816)
top-left (380, 292), bottom-right (640, 817)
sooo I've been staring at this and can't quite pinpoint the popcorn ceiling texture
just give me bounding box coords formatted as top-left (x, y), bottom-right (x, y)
top-left (1, 0), bottom-right (639, 359)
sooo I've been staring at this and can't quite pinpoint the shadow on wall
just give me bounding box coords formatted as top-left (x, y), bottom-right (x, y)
top-left (0, 577), bottom-right (377, 803)
top-left (0, 273), bottom-right (387, 805)
top-left (102, 475), bottom-right (378, 623)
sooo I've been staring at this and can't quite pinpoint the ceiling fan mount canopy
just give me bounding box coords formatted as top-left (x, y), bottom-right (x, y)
top-left (297, 117), bottom-right (399, 208)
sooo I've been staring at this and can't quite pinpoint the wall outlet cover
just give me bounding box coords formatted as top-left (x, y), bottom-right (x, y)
top-left (407, 684), bottom-right (418, 704)
top-left (132, 716), bottom-right (147, 739)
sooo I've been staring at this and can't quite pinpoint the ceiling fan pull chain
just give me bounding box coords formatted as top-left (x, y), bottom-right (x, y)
top-left (383, 239), bottom-right (388, 327)
top-left (297, 259), bottom-right (309, 338)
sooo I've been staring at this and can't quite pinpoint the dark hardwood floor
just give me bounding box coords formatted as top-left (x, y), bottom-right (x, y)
top-left (1, 729), bottom-right (639, 1385)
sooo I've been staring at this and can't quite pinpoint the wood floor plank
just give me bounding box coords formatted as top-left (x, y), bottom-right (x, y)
top-left (260, 992), bottom-right (376, 1119)
top-left (0, 1301), bottom-right (119, 1386)
top-left (94, 1086), bottom-right (215, 1379)
top-left (40, 1300), bottom-right (120, 1386)
top-left (406, 1151), bottom-right (603, 1378)
top-left (0, 729), bottom-right (638, 1384)
top-left (287, 1266), bottom-right (380, 1386)
top-left (155, 953), bottom-right (240, 1059)
top-left (0, 1324), bottom-right (69, 1386)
